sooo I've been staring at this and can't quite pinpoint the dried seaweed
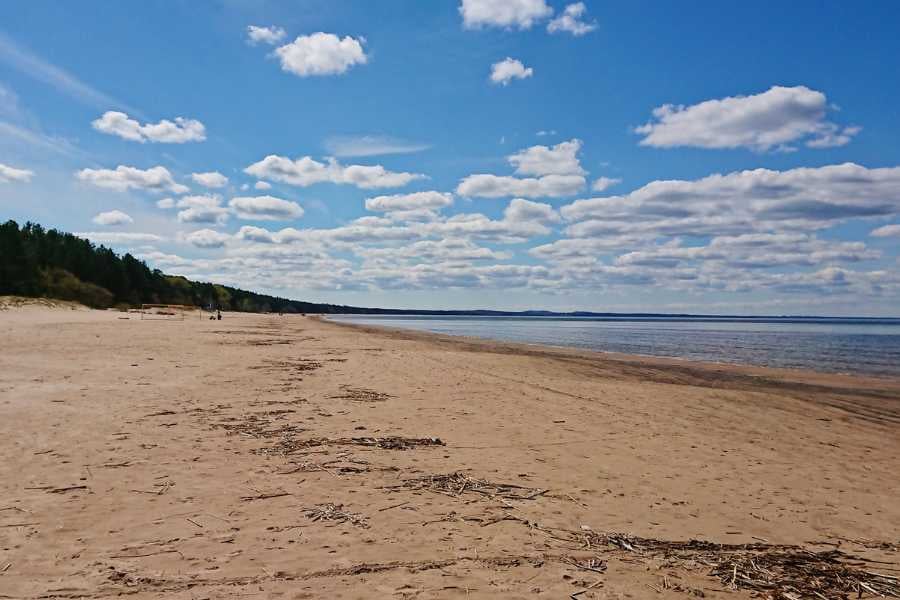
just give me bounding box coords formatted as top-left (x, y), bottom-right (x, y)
top-left (303, 503), bottom-right (368, 528)
top-left (389, 472), bottom-right (547, 500)
top-left (260, 436), bottom-right (444, 455)
top-left (329, 386), bottom-right (392, 402)
top-left (577, 531), bottom-right (900, 599)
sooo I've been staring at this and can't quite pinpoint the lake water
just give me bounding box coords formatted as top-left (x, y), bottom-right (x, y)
top-left (330, 315), bottom-right (900, 378)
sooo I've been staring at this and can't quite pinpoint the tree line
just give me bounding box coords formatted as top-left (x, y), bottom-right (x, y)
top-left (0, 220), bottom-right (359, 313)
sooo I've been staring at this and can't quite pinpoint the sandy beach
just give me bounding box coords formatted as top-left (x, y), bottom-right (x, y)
top-left (1, 304), bottom-right (898, 599)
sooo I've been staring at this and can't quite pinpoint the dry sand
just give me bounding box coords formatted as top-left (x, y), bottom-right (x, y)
top-left (1, 304), bottom-right (898, 599)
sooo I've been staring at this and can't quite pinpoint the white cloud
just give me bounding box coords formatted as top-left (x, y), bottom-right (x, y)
top-left (547, 3), bottom-right (597, 36)
top-left (254, 181), bottom-right (272, 190)
top-left (92, 111), bottom-right (206, 143)
top-left (457, 138), bottom-right (587, 198)
top-left (460, 0), bottom-right (552, 30)
top-left (236, 225), bottom-right (278, 244)
top-left (92, 210), bottom-right (133, 226)
top-left (185, 228), bottom-right (230, 249)
top-left (503, 198), bottom-right (560, 224)
top-left (229, 195), bottom-right (304, 221)
top-left (156, 197), bottom-right (175, 209)
top-left (635, 86), bottom-right (860, 152)
top-left (490, 57), bottom-right (533, 86)
top-left (457, 174), bottom-right (585, 198)
top-left (871, 224), bottom-right (900, 238)
top-left (191, 171), bottom-right (229, 188)
top-left (561, 163), bottom-right (900, 237)
top-left (244, 155), bottom-right (425, 189)
top-left (323, 135), bottom-right (431, 158)
top-left (176, 195), bottom-right (230, 225)
top-left (274, 33), bottom-right (368, 77)
top-left (0, 162), bottom-right (33, 183)
top-left (509, 138), bottom-right (584, 175)
top-left (247, 25), bottom-right (286, 46)
top-left (75, 231), bottom-right (164, 245)
top-left (76, 165), bottom-right (189, 194)
top-left (591, 176), bottom-right (621, 192)
top-left (365, 191), bottom-right (453, 213)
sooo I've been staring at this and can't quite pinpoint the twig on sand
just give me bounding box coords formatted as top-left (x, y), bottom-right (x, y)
top-left (47, 486), bottom-right (88, 494)
top-left (110, 549), bottom-right (184, 559)
top-left (241, 492), bottom-right (291, 501)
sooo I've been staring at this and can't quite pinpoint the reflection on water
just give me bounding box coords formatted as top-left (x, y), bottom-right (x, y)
top-left (330, 315), bottom-right (900, 377)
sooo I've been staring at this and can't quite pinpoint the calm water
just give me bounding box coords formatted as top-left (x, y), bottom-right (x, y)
top-left (330, 315), bottom-right (900, 377)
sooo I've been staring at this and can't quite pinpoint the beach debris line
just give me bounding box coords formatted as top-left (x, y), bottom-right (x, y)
top-left (278, 455), bottom-right (399, 476)
top-left (329, 385), bottom-right (392, 402)
top-left (388, 472), bottom-right (548, 500)
top-left (250, 358), bottom-right (323, 373)
top-left (260, 435), bottom-right (445, 455)
top-left (575, 531), bottom-right (900, 599)
top-left (303, 503), bottom-right (369, 528)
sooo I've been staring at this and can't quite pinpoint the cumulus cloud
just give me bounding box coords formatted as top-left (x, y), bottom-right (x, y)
top-left (871, 224), bottom-right (900, 238)
top-left (503, 198), bottom-right (560, 224)
top-left (457, 139), bottom-right (587, 198)
top-left (635, 86), bottom-right (860, 152)
top-left (191, 171), bottom-right (228, 188)
top-left (591, 176), bottom-right (621, 192)
top-left (254, 181), bottom-right (272, 190)
top-left (92, 210), bottom-right (133, 226)
top-left (490, 57), bottom-right (533, 86)
top-left (365, 191), bottom-right (453, 213)
top-left (457, 174), bottom-right (585, 198)
top-left (76, 165), bottom-right (189, 194)
top-left (229, 195), bottom-right (304, 221)
top-left (274, 33), bottom-right (367, 77)
top-left (156, 198), bottom-right (175, 209)
top-left (561, 163), bottom-right (900, 238)
top-left (246, 25), bottom-right (286, 45)
top-left (185, 228), bottom-right (230, 248)
top-left (244, 154), bottom-right (425, 189)
top-left (92, 111), bottom-right (206, 143)
top-left (175, 195), bottom-right (230, 225)
top-left (547, 3), bottom-right (597, 36)
top-left (0, 162), bottom-right (33, 183)
top-left (460, 0), bottom-right (552, 29)
top-left (509, 138), bottom-right (584, 176)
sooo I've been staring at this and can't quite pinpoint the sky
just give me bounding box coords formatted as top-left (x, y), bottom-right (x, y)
top-left (1, 0), bottom-right (899, 316)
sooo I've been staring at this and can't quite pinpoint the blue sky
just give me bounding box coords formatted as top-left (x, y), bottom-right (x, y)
top-left (1, 0), bottom-right (899, 315)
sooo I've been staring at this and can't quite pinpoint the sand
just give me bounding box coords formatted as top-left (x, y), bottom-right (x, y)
top-left (1, 304), bottom-right (898, 599)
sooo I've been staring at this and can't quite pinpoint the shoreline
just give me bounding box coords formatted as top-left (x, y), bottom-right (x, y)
top-left (320, 315), bottom-right (900, 395)
top-left (2, 307), bottom-right (898, 598)
top-left (322, 313), bottom-right (900, 382)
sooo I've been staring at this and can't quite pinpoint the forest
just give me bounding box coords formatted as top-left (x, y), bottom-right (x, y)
top-left (0, 220), bottom-right (359, 313)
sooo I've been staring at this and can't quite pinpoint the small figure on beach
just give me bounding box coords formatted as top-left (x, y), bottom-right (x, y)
top-left (217, 310), bottom-right (222, 321)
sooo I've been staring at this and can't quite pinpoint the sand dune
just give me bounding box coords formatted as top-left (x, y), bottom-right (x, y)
top-left (1, 306), bottom-right (898, 598)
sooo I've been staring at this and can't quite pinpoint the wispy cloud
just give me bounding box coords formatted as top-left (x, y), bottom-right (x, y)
top-left (323, 135), bottom-right (431, 158)
top-left (0, 31), bottom-right (139, 115)
top-left (0, 121), bottom-right (83, 157)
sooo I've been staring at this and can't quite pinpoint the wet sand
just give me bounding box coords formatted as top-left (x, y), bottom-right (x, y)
top-left (1, 305), bottom-right (898, 598)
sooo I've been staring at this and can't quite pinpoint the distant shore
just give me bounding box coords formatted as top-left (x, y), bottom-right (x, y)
top-left (2, 306), bottom-right (898, 598)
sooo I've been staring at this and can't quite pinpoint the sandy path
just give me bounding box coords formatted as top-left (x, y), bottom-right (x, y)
top-left (1, 307), bottom-right (898, 599)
